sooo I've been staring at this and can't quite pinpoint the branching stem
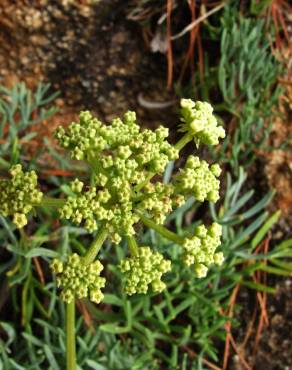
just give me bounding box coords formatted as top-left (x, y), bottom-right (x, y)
top-left (39, 197), bottom-right (66, 208)
top-left (126, 235), bottom-right (139, 256)
top-left (174, 133), bottom-right (192, 152)
top-left (138, 213), bottom-right (183, 245)
top-left (83, 228), bottom-right (108, 265)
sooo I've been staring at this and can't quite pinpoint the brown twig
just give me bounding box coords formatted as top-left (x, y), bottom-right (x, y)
top-left (166, 0), bottom-right (173, 88)
top-left (222, 283), bottom-right (241, 370)
top-left (241, 300), bottom-right (258, 350)
top-left (229, 334), bottom-right (253, 370)
top-left (171, 2), bottom-right (225, 40)
top-left (252, 238), bottom-right (270, 358)
top-left (197, 25), bottom-right (204, 82)
top-left (76, 300), bottom-right (94, 331)
top-left (33, 257), bottom-right (45, 285)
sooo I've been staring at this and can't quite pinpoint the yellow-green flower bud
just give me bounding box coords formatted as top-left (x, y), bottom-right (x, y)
top-left (0, 165), bottom-right (43, 228)
top-left (179, 99), bottom-right (225, 146)
top-left (13, 213), bottom-right (27, 228)
top-left (70, 179), bottom-right (84, 193)
top-left (182, 223), bottom-right (223, 278)
top-left (51, 253), bottom-right (106, 304)
top-left (174, 156), bottom-right (221, 203)
top-left (119, 246), bottom-right (171, 295)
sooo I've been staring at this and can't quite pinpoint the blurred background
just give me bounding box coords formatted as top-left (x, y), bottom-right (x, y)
top-left (0, 1), bottom-right (291, 369)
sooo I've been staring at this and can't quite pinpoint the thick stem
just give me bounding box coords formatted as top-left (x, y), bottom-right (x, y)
top-left (83, 228), bottom-right (108, 265)
top-left (126, 235), bottom-right (139, 256)
top-left (39, 197), bottom-right (66, 208)
top-left (174, 133), bottom-right (192, 152)
top-left (138, 213), bottom-right (183, 245)
top-left (66, 300), bottom-right (76, 370)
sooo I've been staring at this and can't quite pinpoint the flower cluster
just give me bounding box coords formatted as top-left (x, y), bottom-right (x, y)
top-left (179, 99), bottom-right (225, 146)
top-left (182, 223), bottom-right (223, 278)
top-left (0, 164), bottom-right (43, 228)
top-left (56, 111), bottom-right (180, 243)
top-left (174, 156), bottom-right (221, 203)
top-left (119, 246), bottom-right (171, 295)
top-left (55, 104), bottom-right (225, 243)
top-left (51, 253), bottom-right (106, 304)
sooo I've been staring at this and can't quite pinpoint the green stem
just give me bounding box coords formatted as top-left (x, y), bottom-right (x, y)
top-left (66, 228), bottom-right (107, 370)
top-left (126, 236), bottom-right (139, 256)
top-left (66, 301), bottom-right (76, 370)
top-left (83, 228), bottom-right (108, 265)
top-left (88, 158), bottom-right (101, 174)
top-left (174, 133), bottom-right (192, 152)
top-left (138, 213), bottom-right (183, 245)
top-left (39, 197), bottom-right (66, 208)
top-left (134, 172), bottom-right (155, 192)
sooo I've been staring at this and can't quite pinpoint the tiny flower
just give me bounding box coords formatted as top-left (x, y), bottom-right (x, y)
top-left (0, 165), bottom-right (43, 228)
top-left (182, 223), bottom-right (223, 278)
top-left (51, 253), bottom-right (106, 304)
top-left (174, 156), bottom-right (221, 203)
top-left (119, 246), bottom-right (171, 295)
top-left (179, 99), bottom-right (225, 146)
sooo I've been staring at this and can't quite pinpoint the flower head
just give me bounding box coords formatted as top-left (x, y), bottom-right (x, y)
top-left (51, 253), bottom-right (106, 304)
top-left (182, 223), bottom-right (223, 278)
top-left (0, 164), bottom-right (43, 228)
top-left (56, 111), bottom-right (180, 243)
top-left (119, 246), bottom-right (171, 295)
top-left (179, 99), bottom-right (225, 146)
top-left (174, 156), bottom-right (221, 203)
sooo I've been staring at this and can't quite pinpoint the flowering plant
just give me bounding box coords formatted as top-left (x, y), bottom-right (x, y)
top-left (0, 99), bottom-right (225, 370)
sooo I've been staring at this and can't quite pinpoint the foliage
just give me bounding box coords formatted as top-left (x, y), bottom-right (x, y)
top-left (216, 11), bottom-right (283, 173)
top-left (0, 166), bottom-right (291, 369)
top-left (176, 5), bottom-right (284, 175)
top-left (0, 82), bottom-right (58, 166)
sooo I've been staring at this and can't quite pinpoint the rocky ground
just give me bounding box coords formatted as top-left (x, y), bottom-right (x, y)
top-left (0, 0), bottom-right (178, 128)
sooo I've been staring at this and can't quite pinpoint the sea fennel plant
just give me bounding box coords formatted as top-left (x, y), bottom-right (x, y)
top-left (0, 99), bottom-right (225, 370)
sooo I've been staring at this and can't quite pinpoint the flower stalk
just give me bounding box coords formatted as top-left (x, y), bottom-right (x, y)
top-left (83, 228), bottom-right (108, 265)
top-left (66, 300), bottom-right (76, 370)
top-left (138, 212), bottom-right (183, 245)
top-left (64, 227), bottom-right (107, 369)
top-left (40, 197), bottom-right (66, 208)
top-left (174, 133), bottom-right (192, 151)
top-left (126, 235), bottom-right (139, 256)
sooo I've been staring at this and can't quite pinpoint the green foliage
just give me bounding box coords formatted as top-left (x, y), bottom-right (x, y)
top-left (179, 6), bottom-right (284, 175)
top-left (1, 167), bottom-right (290, 369)
top-left (0, 82), bottom-right (58, 165)
top-left (217, 10), bottom-right (283, 173)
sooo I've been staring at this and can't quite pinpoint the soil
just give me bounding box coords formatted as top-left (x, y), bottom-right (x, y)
top-left (0, 0), bottom-right (178, 130)
top-left (0, 1), bottom-right (291, 369)
top-left (230, 279), bottom-right (292, 370)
